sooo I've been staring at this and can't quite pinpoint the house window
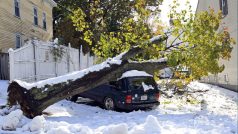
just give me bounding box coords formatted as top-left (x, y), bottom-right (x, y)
top-left (16, 33), bottom-right (22, 48)
top-left (219, 0), bottom-right (228, 16)
top-left (14, 0), bottom-right (20, 17)
top-left (43, 12), bottom-right (47, 30)
top-left (33, 7), bottom-right (38, 25)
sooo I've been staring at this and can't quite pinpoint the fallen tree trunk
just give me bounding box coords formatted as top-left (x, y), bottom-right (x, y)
top-left (8, 35), bottom-right (168, 118)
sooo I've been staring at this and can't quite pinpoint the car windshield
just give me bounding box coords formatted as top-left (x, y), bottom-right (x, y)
top-left (128, 77), bottom-right (156, 91)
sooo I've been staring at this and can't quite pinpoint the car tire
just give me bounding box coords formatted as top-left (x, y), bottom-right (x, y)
top-left (66, 95), bottom-right (78, 102)
top-left (103, 97), bottom-right (115, 110)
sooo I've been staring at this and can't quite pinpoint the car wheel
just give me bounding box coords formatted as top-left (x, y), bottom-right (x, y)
top-left (104, 97), bottom-right (115, 110)
top-left (66, 95), bottom-right (78, 102)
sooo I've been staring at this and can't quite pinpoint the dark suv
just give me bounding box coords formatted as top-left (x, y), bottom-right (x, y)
top-left (69, 76), bottom-right (160, 110)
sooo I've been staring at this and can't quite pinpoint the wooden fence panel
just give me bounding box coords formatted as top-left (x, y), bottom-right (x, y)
top-left (9, 41), bottom-right (81, 82)
top-left (34, 44), bottom-right (56, 81)
top-left (69, 46), bottom-right (80, 72)
top-left (9, 40), bottom-right (95, 82)
top-left (9, 44), bottom-right (35, 82)
top-left (79, 46), bottom-right (88, 70)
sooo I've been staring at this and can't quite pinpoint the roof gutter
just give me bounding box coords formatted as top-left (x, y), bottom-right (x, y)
top-left (44, 0), bottom-right (57, 7)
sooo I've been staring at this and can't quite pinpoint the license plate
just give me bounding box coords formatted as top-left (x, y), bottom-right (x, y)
top-left (141, 95), bottom-right (148, 100)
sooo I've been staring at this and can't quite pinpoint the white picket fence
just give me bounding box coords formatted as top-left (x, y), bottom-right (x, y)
top-left (9, 40), bottom-right (94, 82)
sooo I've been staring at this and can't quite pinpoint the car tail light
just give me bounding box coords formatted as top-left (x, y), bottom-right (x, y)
top-left (155, 93), bottom-right (160, 100)
top-left (126, 95), bottom-right (132, 103)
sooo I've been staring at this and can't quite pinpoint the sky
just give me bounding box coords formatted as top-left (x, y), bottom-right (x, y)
top-left (159, 0), bottom-right (199, 26)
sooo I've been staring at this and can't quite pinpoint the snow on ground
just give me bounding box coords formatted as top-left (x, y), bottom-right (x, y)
top-left (0, 80), bottom-right (8, 106)
top-left (0, 80), bottom-right (237, 134)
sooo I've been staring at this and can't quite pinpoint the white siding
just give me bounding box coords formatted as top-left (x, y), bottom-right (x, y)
top-left (197, 0), bottom-right (238, 91)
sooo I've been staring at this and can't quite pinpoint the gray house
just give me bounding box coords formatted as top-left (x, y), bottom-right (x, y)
top-left (196, 0), bottom-right (237, 91)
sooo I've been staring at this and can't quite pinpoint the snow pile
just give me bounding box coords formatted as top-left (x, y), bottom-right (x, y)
top-left (119, 70), bottom-right (152, 79)
top-left (70, 126), bottom-right (93, 134)
top-left (101, 123), bottom-right (128, 134)
top-left (14, 51), bottom-right (126, 90)
top-left (28, 116), bottom-right (46, 132)
top-left (0, 105), bottom-right (20, 116)
top-left (142, 82), bottom-right (154, 92)
top-left (44, 121), bottom-right (94, 134)
top-left (187, 81), bottom-right (210, 92)
top-left (2, 109), bottom-right (23, 130)
top-left (42, 115), bottom-right (160, 134)
top-left (47, 126), bottom-right (72, 134)
top-left (129, 115), bottom-right (161, 134)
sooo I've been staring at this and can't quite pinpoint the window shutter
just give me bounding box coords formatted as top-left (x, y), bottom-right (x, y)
top-left (33, 7), bottom-right (38, 25)
top-left (43, 13), bottom-right (47, 29)
top-left (219, 0), bottom-right (222, 11)
top-left (223, 0), bottom-right (228, 16)
top-left (16, 34), bottom-right (21, 48)
top-left (220, 0), bottom-right (228, 16)
top-left (14, 0), bottom-right (20, 17)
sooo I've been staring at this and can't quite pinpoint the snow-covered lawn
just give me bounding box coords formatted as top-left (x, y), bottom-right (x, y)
top-left (0, 80), bottom-right (8, 106)
top-left (0, 80), bottom-right (237, 134)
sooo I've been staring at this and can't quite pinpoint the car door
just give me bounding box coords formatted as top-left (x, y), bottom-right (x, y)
top-left (109, 80), bottom-right (126, 100)
top-left (79, 85), bottom-right (105, 101)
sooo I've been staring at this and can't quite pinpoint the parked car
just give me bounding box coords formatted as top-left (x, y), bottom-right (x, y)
top-left (159, 67), bottom-right (173, 79)
top-left (68, 71), bottom-right (160, 110)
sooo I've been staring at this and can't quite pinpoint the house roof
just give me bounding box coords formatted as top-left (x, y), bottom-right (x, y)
top-left (44, 0), bottom-right (57, 7)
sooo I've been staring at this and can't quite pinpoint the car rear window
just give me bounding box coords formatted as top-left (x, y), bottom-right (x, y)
top-left (128, 77), bottom-right (156, 91)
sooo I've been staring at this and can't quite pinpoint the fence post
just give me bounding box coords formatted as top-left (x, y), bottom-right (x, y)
top-left (32, 40), bottom-right (37, 81)
top-left (8, 49), bottom-right (14, 81)
top-left (87, 54), bottom-right (89, 68)
top-left (79, 46), bottom-right (82, 70)
top-left (79, 46), bottom-right (81, 70)
top-left (67, 43), bottom-right (71, 73)
top-left (54, 45), bottom-right (57, 77)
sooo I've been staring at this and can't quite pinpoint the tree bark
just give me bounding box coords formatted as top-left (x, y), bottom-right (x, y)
top-left (7, 35), bottom-right (168, 118)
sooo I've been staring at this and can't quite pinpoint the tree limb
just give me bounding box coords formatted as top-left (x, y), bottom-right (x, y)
top-left (8, 35), bottom-right (168, 118)
top-left (164, 41), bottom-right (183, 52)
top-left (8, 60), bottom-right (167, 118)
top-left (169, 31), bottom-right (184, 47)
top-left (121, 35), bottom-right (168, 60)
